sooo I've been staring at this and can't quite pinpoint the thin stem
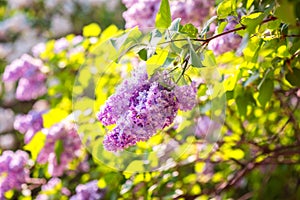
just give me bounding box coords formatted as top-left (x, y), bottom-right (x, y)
top-left (158, 16), bottom-right (278, 46)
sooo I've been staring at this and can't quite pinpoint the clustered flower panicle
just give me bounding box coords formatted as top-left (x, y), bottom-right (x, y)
top-left (2, 54), bottom-right (47, 101)
top-left (70, 180), bottom-right (105, 200)
top-left (36, 122), bottom-right (83, 177)
top-left (0, 150), bottom-right (30, 199)
top-left (36, 178), bottom-right (71, 200)
top-left (97, 67), bottom-right (197, 152)
top-left (14, 110), bottom-right (44, 144)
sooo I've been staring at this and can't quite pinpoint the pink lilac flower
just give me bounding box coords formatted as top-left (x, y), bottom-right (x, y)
top-left (72, 35), bottom-right (84, 45)
top-left (122, 0), bottom-right (160, 28)
top-left (0, 150), bottom-right (30, 199)
top-left (171, 0), bottom-right (214, 27)
top-left (97, 67), bottom-right (197, 152)
top-left (36, 122), bottom-right (82, 177)
top-left (207, 16), bottom-right (242, 55)
top-left (31, 42), bottom-right (46, 57)
top-left (2, 54), bottom-right (47, 101)
top-left (174, 81), bottom-right (197, 111)
top-left (70, 180), bottom-right (105, 200)
top-left (36, 178), bottom-right (71, 200)
top-left (14, 110), bottom-right (44, 144)
top-left (54, 37), bottom-right (69, 53)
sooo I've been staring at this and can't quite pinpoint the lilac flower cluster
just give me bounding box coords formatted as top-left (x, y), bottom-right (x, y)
top-left (14, 110), bottom-right (44, 144)
top-left (37, 122), bottom-right (82, 177)
top-left (2, 54), bottom-right (47, 101)
top-left (207, 17), bottom-right (242, 55)
top-left (171, 0), bottom-right (214, 27)
top-left (36, 178), bottom-right (71, 200)
top-left (122, 0), bottom-right (160, 28)
top-left (97, 67), bottom-right (197, 152)
top-left (122, 0), bottom-right (214, 28)
top-left (0, 150), bottom-right (30, 199)
top-left (70, 180), bottom-right (105, 200)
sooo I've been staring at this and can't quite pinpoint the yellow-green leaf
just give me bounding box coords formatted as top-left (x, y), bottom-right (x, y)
top-left (155, 0), bottom-right (171, 28)
top-left (83, 23), bottom-right (101, 37)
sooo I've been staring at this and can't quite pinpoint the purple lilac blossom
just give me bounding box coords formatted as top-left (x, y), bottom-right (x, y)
top-left (97, 67), bottom-right (197, 152)
top-left (122, 0), bottom-right (160, 28)
top-left (122, 0), bottom-right (214, 28)
top-left (2, 54), bottom-right (46, 101)
top-left (172, 0), bottom-right (214, 27)
top-left (174, 81), bottom-right (197, 111)
top-left (36, 178), bottom-right (71, 200)
top-left (31, 42), bottom-right (46, 57)
top-left (14, 110), bottom-right (44, 144)
top-left (70, 180), bottom-right (104, 200)
top-left (0, 150), bottom-right (30, 199)
top-left (54, 37), bottom-right (69, 53)
top-left (72, 35), bottom-right (84, 45)
top-left (36, 122), bottom-right (83, 177)
top-left (195, 116), bottom-right (221, 138)
top-left (207, 17), bottom-right (242, 55)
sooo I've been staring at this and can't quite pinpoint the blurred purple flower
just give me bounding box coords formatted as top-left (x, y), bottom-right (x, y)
top-left (172, 0), bottom-right (214, 27)
top-left (54, 37), bottom-right (69, 53)
top-left (37, 122), bottom-right (83, 177)
top-left (72, 35), bottom-right (83, 46)
top-left (36, 178), bottom-right (71, 200)
top-left (3, 54), bottom-right (47, 101)
top-left (122, 0), bottom-right (160, 28)
top-left (31, 42), bottom-right (46, 57)
top-left (97, 67), bottom-right (197, 152)
top-left (208, 17), bottom-right (242, 55)
top-left (174, 82), bottom-right (197, 111)
top-left (14, 110), bottom-right (44, 144)
top-left (0, 150), bottom-right (30, 199)
top-left (195, 116), bottom-right (221, 138)
top-left (70, 180), bottom-right (105, 200)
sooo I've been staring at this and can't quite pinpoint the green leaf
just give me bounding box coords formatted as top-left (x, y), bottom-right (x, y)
top-left (202, 50), bottom-right (216, 67)
top-left (124, 160), bottom-right (145, 172)
top-left (138, 48), bottom-right (148, 61)
top-left (155, 0), bottom-right (171, 28)
top-left (217, 0), bottom-right (237, 19)
top-left (54, 140), bottom-right (64, 164)
top-left (246, 0), bottom-right (254, 9)
top-left (199, 16), bottom-right (217, 37)
top-left (286, 68), bottom-right (300, 87)
top-left (236, 33), bottom-right (249, 55)
top-left (258, 78), bottom-right (274, 108)
top-left (149, 29), bottom-right (162, 47)
top-left (243, 72), bottom-right (259, 87)
top-left (24, 131), bottom-right (46, 160)
top-left (110, 32), bottom-right (130, 51)
top-left (188, 38), bottom-right (202, 68)
top-left (275, 0), bottom-right (297, 24)
top-left (83, 23), bottom-right (101, 37)
top-left (180, 23), bottom-right (198, 38)
top-left (42, 109), bottom-right (68, 128)
top-left (228, 149), bottom-right (245, 160)
top-left (241, 12), bottom-right (264, 35)
top-left (251, 39), bottom-right (263, 63)
top-left (236, 95), bottom-right (248, 117)
top-left (161, 56), bottom-right (175, 68)
top-left (169, 18), bottom-right (181, 32)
